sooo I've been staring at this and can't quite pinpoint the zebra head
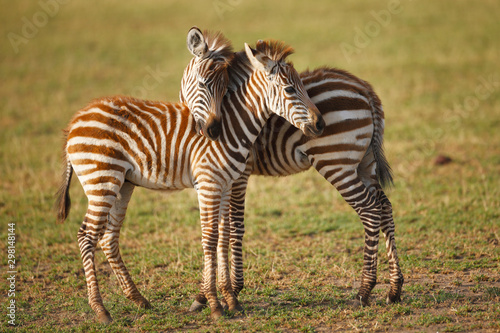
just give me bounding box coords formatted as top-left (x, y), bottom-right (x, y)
top-left (244, 40), bottom-right (325, 137)
top-left (180, 27), bottom-right (233, 141)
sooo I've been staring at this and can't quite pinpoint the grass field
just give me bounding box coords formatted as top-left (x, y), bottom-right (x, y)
top-left (1, 0), bottom-right (499, 331)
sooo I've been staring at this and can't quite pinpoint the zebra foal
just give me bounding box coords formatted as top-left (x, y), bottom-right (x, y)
top-left (57, 29), bottom-right (324, 323)
top-left (190, 67), bottom-right (404, 310)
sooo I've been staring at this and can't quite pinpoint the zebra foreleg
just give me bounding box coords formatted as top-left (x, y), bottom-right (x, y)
top-left (198, 187), bottom-right (225, 319)
top-left (217, 192), bottom-right (243, 313)
top-left (189, 173), bottom-right (249, 313)
top-left (228, 171), bottom-right (250, 298)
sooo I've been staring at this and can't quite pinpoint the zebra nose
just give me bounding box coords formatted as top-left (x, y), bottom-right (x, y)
top-left (206, 120), bottom-right (221, 141)
top-left (315, 116), bottom-right (325, 134)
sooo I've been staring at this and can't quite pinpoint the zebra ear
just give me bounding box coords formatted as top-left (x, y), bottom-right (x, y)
top-left (244, 43), bottom-right (274, 73)
top-left (187, 27), bottom-right (208, 58)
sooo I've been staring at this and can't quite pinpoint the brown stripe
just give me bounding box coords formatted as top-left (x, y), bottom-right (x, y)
top-left (71, 159), bottom-right (126, 175)
top-left (85, 189), bottom-right (117, 197)
top-left (68, 143), bottom-right (128, 162)
top-left (83, 176), bottom-right (122, 186)
top-left (307, 82), bottom-right (363, 100)
top-left (324, 117), bottom-right (372, 136)
top-left (315, 158), bottom-right (359, 171)
top-left (315, 97), bottom-right (370, 113)
top-left (306, 143), bottom-right (366, 156)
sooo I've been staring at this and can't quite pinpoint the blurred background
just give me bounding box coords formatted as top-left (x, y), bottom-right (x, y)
top-left (2, 0), bottom-right (498, 229)
top-left (0, 0), bottom-right (499, 330)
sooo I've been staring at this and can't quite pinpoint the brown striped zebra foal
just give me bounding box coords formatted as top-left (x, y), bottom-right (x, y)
top-left (190, 67), bottom-right (404, 311)
top-left (56, 31), bottom-right (324, 323)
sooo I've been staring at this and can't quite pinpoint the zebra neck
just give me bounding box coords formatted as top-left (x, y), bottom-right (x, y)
top-left (220, 68), bottom-right (272, 153)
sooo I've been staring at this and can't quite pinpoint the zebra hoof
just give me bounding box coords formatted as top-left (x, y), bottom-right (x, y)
top-left (138, 298), bottom-right (152, 309)
top-left (346, 299), bottom-right (363, 309)
top-left (346, 295), bottom-right (369, 308)
top-left (230, 302), bottom-right (245, 314)
top-left (97, 310), bottom-right (113, 324)
top-left (211, 306), bottom-right (225, 320)
top-left (386, 292), bottom-right (402, 304)
top-left (189, 299), bottom-right (208, 312)
top-left (220, 297), bottom-right (230, 311)
top-left (127, 294), bottom-right (152, 309)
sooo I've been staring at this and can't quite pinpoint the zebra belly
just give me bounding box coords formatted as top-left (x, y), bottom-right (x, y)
top-left (125, 167), bottom-right (193, 191)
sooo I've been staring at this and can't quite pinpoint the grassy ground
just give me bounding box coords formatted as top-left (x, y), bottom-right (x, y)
top-left (1, 0), bottom-right (499, 331)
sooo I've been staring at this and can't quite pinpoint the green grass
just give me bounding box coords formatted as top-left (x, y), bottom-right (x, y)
top-left (1, 0), bottom-right (500, 331)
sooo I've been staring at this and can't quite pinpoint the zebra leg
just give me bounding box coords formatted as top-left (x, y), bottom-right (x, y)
top-left (189, 170), bottom-right (251, 312)
top-left (78, 176), bottom-right (124, 324)
top-left (217, 192), bottom-right (243, 313)
top-left (377, 190), bottom-right (404, 303)
top-left (350, 187), bottom-right (381, 306)
top-left (358, 153), bottom-right (403, 304)
top-left (197, 186), bottom-right (224, 319)
top-left (228, 170), bottom-right (251, 298)
top-left (98, 181), bottom-right (152, 309)
top-left (318, 167), bottom-right (381, 306)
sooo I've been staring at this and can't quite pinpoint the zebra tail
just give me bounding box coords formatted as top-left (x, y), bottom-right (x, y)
top-left (367, 89), bottom-right (394, 189)
top-left (56, 150), bottom-right (73, 224)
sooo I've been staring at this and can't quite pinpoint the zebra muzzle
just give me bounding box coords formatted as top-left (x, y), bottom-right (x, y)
top-left (303, 113), bottom-right (325, 137)
top-left (196, 119), bottom-right (221, 141)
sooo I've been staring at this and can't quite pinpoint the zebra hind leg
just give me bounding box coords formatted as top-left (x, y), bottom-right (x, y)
top-left (78, 202), bottom-right (115, 324)
top-left (377, 189), bottom-right (404, 303)
top-left (99, 181), bottom-right (152, 309)
top-left (77, 170), bottom-right (132, 324)
top-left (328, 170), bottom-right (382, 306)
top-left (353, 190), bottom-right (382, 306)
top-left (358, 154), bottom-right (403, 304)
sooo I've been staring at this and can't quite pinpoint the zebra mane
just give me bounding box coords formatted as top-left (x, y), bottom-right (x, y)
top-left (202, 30), bottom-right (234, 63)
top-left (255, 39), bottom-right (294, 63)
top-left (227, 40), bottom-right (295, 92)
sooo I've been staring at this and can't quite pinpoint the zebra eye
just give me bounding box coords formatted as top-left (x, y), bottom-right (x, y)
top-left (199, 82), bottom-right (206, 89)
top-left (284, 86), bottom-right (296, 94)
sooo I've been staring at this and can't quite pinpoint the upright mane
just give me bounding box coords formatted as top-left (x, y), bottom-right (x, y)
top-left (254, 39), bottom-right (294, 63)
top-left (202, 30), bottom-right (234, 63)
top-left (227, 39), bottom-right (295, 91)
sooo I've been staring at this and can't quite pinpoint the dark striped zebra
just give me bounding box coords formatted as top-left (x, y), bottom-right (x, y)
top-left (56, 35), bottom-right (324, 323)
top-left (190, 67), bottom-right (404, 311)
